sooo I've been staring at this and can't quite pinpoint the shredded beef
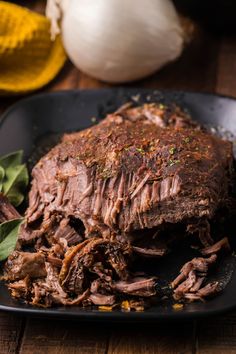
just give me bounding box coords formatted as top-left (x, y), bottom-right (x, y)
top-left (7, 276), bottom-right (30, 299)
top-left (4, 251), bottom-right (46, 281)
top-left (201, 237), bottom-right (230, 256)
top-left (113, 277), bottom-right (157, 297)
top-left (132, 246), bottom-right (167, 257)
top-left (89, 293), bottom-right (116, 306)
top-left (5, 238), bottom-right (154, 307)
top-left (3, 102), bottom-right (235, 308)
top-left (171, 254), bottom-right (220, 301)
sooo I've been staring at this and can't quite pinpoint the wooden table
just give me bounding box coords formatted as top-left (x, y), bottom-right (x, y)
top-left (1, 2), bottom-right (236, 353)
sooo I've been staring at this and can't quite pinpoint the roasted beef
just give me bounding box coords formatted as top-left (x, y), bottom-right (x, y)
top-left (3, 102), bottom-right (234, 307)
top-left (20, 103), bottom-right (233, 247)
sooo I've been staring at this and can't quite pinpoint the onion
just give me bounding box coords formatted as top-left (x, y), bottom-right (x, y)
top-left (46, 0), bottom-right (185, 83)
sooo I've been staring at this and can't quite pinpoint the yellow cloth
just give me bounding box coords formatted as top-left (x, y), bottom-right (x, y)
top-left (0, 1), bottom-right (66, 95)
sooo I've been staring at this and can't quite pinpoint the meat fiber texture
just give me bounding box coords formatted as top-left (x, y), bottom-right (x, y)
top-left (23, 103), bottom-right (233, 242)
top-left (3, 103), bottom-right (234, 307)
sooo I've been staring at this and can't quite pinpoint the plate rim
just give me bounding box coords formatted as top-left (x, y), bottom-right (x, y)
top-left (1, 299), bottom-right (236, 321)
top-left (1, 87), bottom-right (236, 128)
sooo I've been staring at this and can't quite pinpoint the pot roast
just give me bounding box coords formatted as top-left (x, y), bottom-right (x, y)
top-left (3, 102), bottom-right (234, 308)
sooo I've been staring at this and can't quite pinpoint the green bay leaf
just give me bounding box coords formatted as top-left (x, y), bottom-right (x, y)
top-left (0, 150), bottom-right (28, 206)
top-left (3, 164), bottom-right (29, 207)
top-left (0, 166), bottom-right (5, 192)
top-left (0, 218), bottom-right (23, 261)
top-left (0, 150), bottom-right (23, 169)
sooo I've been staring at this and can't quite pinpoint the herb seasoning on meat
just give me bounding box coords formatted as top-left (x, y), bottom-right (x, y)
top-left (2, 102), bottom-right (234, 308)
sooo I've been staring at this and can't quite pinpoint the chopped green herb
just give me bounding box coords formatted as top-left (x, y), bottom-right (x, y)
top-left (169, 159), bottom-right (180, 167)
top-left (136, 147), bottom-right (145, 154)
top-left (183, 137), bottom-right (190, 143)
top-left (169, 147), bottom-right (176, 155)
top-left (159, 103), bottom-right (165, 110)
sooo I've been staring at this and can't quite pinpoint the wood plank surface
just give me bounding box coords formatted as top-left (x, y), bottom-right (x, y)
top-left (196, 314), bottom-right (236, 354)
top-left (216, 37), bottom-right (236, 97)
top-left (107, 323), bottom-right (195, 354)
top-left (19, 319), bottom-right (109, 354)
top-left (1, 1), bottom-right (236, 353)
top-left (0, 313), bottom-right (25, 354)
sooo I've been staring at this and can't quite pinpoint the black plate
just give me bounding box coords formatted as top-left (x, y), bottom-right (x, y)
top-left (1, 88), bottom-right (236, 322)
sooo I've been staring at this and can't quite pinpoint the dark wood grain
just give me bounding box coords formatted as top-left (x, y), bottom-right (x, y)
top-left (0, 313), bottom-right (25, 354)
top-left (19, 319), bottom-right (109, 354)
top-left (1, 1), bottom-right (236, 353)
top-left (139, 31), bottom-right (219, 93)
top-left (107, 323), bottom-right (195, 354)
top-left (216, 37), bottom-right (236, 97)
top-left (197, 314), bottom-right (236, 353)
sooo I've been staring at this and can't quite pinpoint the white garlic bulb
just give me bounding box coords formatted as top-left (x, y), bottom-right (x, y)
top-left (46, 0), bottom-right (184, 83)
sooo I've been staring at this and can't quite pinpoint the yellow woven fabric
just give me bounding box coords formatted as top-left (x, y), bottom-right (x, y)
top-left (0, 1), bottom-right (66, 95)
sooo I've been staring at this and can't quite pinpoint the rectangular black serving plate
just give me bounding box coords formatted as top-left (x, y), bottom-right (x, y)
top-left (1, 88), bottom-right (236, 322)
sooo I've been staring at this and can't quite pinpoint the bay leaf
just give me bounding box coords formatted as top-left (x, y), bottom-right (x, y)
top-left (0, 150), bottom-right (23, 169)
top-left (2, 164), bottom-right (29, 207)
top-left (0, 166), bottom-right (5, 192)
top-left (0, 150), bottom-right (28, 206)
top-left (0, 218), bottom-right (23, 261)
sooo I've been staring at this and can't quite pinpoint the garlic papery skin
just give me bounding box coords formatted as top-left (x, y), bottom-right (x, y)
top-left (49, 0), bottom-right (184, 83)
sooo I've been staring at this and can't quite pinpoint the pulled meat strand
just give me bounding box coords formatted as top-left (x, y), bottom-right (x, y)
top-left (171, 254), bottom-right (217, 289)
top-left (183, 282), bottom-right (220, 302)
top-left (89, 293), bottom-right (116, 306)
top-left (172, 254), bottom-right (219, 301)
top-left (8, 276), bottom-right (30, 299)
top-left (201, 237), bottom-right (230, 256)
top-left (132, 246), bottom-right (167, 257)
top-left (113, 277), bottom-right (156, 297)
